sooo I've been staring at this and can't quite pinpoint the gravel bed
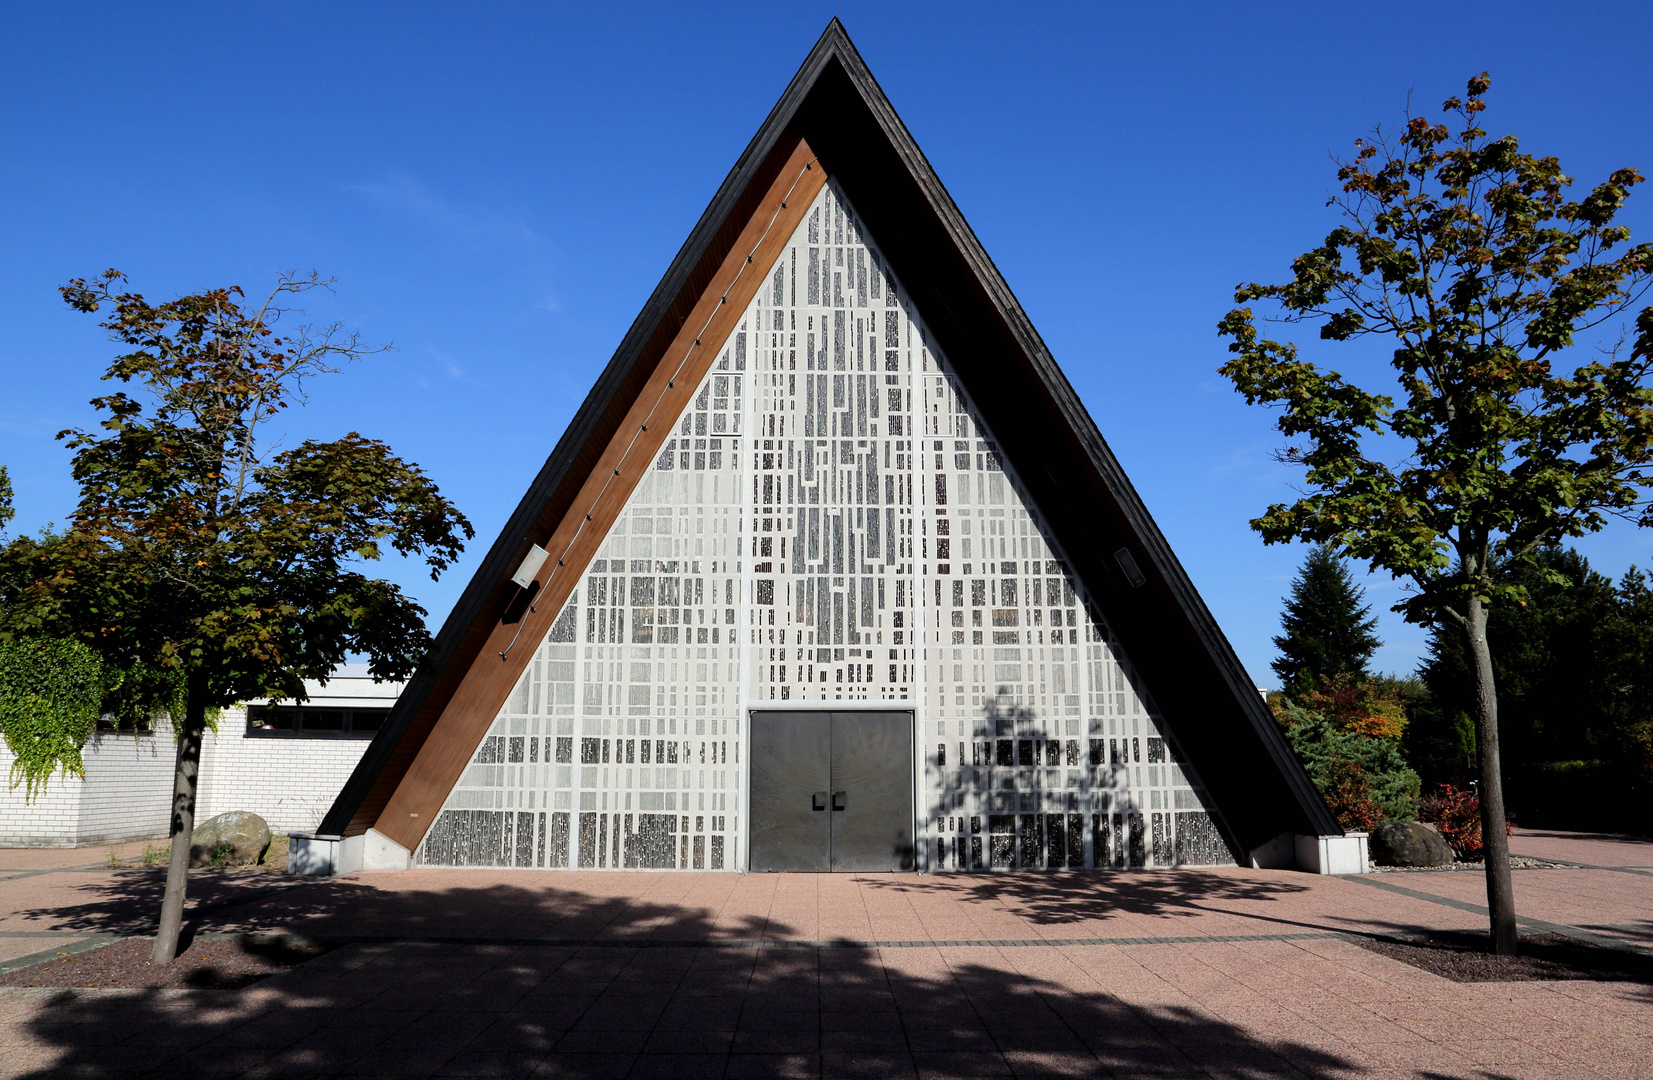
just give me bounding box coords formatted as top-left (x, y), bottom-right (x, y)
top-left (0, 934), bottom-right (331, 990)
top-left (1372, 856), bottom-right (1574, 872)
top-left (1359, 931), bottom-right (1653, 983)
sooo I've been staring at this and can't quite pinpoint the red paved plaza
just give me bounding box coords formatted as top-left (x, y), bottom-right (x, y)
top-left (1, 828), bottom-right (1649, 1078)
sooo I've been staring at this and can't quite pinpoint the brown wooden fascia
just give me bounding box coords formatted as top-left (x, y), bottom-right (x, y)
top-left (371, 138), bottom-right (826, 852)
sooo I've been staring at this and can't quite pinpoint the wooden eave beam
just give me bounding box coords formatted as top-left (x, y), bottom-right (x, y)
top-left (369, 138), bottom-right (826, 852)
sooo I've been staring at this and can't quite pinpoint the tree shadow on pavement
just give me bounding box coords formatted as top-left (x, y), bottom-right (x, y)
top-left (8, 874), bottom-right (1363, 1079)
top-left (20, 869), bottom-right (356, 936)
top-left (1585, 920), bottom-right (1653, 947)
top-left (862, 867), bottom-right (1314, 928)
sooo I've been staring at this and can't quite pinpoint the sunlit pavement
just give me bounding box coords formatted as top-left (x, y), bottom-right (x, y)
top-left (0, 827), bottom-right (1649, 1079)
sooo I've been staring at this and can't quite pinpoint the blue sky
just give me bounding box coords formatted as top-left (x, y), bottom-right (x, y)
top-left (3, 2), bottom-right (1651, 687)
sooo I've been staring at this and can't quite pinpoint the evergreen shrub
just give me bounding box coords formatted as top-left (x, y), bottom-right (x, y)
top-left (1274, 695), bottom-right (1421, 828)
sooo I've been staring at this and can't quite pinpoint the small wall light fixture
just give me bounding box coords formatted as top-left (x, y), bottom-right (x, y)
top-left (510, 544), bottom-right (550, 589)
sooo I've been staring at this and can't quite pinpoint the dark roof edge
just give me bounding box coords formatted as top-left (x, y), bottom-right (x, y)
top-left (318, 21), bottom-right (856, 837)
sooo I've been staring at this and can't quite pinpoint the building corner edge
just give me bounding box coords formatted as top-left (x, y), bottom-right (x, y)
top-left (287, 828), bottom-right (411, 876)
top-left (1249, 831), bottom-right (1369, 875)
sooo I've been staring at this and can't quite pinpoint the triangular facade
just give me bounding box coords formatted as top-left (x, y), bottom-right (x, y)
top-left (319, 21), bottom-right (1340, 873)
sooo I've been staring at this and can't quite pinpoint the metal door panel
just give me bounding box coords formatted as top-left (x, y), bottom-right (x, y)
top-left (828, 712), bottom-right (915, 871)
top-left (749, 712), bottom-right (831, 872)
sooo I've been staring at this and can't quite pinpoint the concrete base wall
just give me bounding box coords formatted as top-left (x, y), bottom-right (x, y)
top-left (1249, 832), bottom-right (1297, 870)
top-left (289, 829), bottom-right (410, 876)
top-left (289, 833), bottom-right (342, 875)
top-left (1296, 831), bottom-right (1369, 874)
top-left (1249, 831), bottom-right (1369, 875)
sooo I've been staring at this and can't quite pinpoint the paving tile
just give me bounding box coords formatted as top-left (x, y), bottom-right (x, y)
top-left (988, 1030), bottom-right (1086, 1053)
top-left (0, 1047), bottom-right (66, 1079)
top-left (821, 1028), bottom-right (911, 1052)
top-left (561, 1007), bottom-right (660, 1034)
top-left (640, 1029), bottom-right (737, 1054)
top-left (731, 1029), bottom-right (821, 1054)
top-left (662, 993), bottom-right (747, 1013)
top-left (910, 1049), bottom-right (1013, 1077)
top-left (53, 1041), bottom-right (185, 1075)
top-left (149, 1046), bottom-right (290, 1076)
top-left (348, 1048), bottom-right (479, 1076)
top-left (818, 1009), bottom-right (903, 1032)
top-left (720, 1053), bottom-right (819, 1078)
top-left (534, 1052), bottom-right (638, 1078)
top-left (996, 1050), bottom-right (1101, 1078)
top-left (429, 1049), bottom-right (548, 1077)
top-left (740, 1010), bottom-right (821, 1032)
top-left (625, 1053), bottom-right (730, 1078)
top-left (1087, 1041), bottom-right (1195, 1074)
top-left (905, 1029), bottom-right (999, 1053)
top-left (548, 1030), bottom-right (648, 1055)
top-left (821, 1050), bottom-right (919, 1078)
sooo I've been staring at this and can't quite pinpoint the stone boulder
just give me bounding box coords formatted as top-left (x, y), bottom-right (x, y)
top-left (1370, 821), bottom-right (1454, 868)
top-left (190, 812), bottom-right (272, 868)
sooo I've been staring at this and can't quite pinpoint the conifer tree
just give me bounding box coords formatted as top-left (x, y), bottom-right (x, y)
top-left (1272, 543), bottom-right (1380, 692)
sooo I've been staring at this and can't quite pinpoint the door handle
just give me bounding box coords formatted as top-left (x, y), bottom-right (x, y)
top-left (812, 791), bottom-right (827, 811)
top-left (832, 790), bottom-right (846, 811)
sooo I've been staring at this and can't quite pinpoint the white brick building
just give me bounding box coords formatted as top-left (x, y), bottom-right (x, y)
top-left (0, 667), bottom-right (400, 848)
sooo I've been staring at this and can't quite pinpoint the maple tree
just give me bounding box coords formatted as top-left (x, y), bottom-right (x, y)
top-left (0, 271), bottom-right (472, 963)
top-left (1220, 75), bottom-right (1653, 953)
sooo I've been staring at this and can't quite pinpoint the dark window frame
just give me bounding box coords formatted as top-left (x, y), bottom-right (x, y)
top-left (245, 704), bottom-right (390, 739)
top-left (95, 714), bottom-right (156, 735)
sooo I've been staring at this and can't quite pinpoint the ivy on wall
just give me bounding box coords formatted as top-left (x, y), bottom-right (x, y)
top-left (0, 636), bottom-right (108, 799)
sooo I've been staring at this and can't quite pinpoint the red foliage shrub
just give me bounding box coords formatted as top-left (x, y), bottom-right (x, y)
top-left (1321, 756), bottom-right (1384, 833)
top-left (1299, 673), bottom-right (1409, 741)
top-left (1419, 783), bottom-right (1511, 860)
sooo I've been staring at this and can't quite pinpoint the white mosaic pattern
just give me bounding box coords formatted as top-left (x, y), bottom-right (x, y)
top-left (417, 181), bottom-right (1233, 870)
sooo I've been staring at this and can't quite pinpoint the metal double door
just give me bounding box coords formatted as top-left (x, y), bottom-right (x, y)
top-left (749, 711), bottom-right (915, 872)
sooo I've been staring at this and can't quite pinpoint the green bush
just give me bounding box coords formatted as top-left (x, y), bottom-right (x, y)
top-left (1275, 697), bottom-right (1421, 826)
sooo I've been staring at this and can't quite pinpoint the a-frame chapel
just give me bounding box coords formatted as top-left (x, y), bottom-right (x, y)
top-left (304, 21), bottom-right (1358, 879)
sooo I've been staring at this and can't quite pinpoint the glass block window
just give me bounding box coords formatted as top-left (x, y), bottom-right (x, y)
top-left (416, 180), bottom-right (1233, 870)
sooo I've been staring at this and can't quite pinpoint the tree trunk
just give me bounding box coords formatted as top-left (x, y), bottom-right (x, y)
top-left (1464, 597), bottom-right (1518, 955)
top-left (151, 674), bottom-right (208, 965)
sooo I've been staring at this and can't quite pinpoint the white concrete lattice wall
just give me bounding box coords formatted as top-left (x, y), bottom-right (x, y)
top-left (0, 667), bottom-right (395, 848)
